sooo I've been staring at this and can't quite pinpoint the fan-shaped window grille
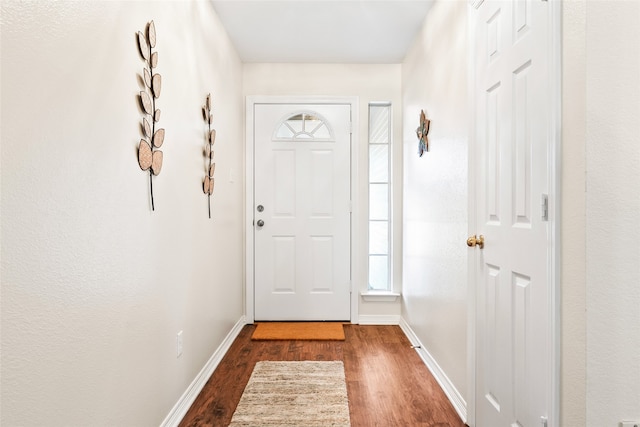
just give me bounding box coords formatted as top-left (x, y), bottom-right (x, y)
top-left (273, 111), bottom-right (334, 141)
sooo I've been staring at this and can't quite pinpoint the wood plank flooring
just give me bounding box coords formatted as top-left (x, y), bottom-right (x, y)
top-left (179, 324), bottom-right (466, 427)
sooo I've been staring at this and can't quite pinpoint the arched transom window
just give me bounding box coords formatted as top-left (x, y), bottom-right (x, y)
top-left (273, 111), bottom-right (334, 141)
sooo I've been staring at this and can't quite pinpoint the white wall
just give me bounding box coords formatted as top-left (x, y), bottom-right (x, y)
top-left (401, 3), bottom-right (640, 426)
top-left (243, 64), bottom-right (403, 321)
top-left (562, 1), bottom-right (640, 426)
top-left (401, 0), bottom-right (468, 403)
top-left (0, 2), bottom-right (244, 425)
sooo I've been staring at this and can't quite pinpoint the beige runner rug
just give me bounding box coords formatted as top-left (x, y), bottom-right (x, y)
top-left (228, 361), bottom-right (351, 426)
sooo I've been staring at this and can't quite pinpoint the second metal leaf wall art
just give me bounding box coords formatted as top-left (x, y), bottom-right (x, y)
top-left (136, 20), bottom-right (164, 211)
top-left (202, 94), bottom-right (216, 218)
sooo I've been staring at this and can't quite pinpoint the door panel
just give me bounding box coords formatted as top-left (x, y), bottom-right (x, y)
top-left (273, 150), bottom-right (295, 215)
top-left (253, 104), bottom-right (351, 321)
top-left (472, 1), bottom-right (551, 426)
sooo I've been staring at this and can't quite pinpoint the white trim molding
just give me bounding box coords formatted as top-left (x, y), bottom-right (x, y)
top-left (360, 291), bottom-right (401, 302)
top-left (159, 317), bottom-right (246, 427)
top-left (549, 1), bottom-right (563, 425)
top-left (358, 314), bottom-right (400, 325)
top-left (400, 317), bottom-right (467, 423)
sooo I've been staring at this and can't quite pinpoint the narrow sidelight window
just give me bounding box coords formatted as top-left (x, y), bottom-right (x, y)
top-left (368, 103), bottom-right (391, 291)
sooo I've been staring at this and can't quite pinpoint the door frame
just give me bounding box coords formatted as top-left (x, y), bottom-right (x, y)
top-left (466, 1), bottom-right (562, 426)
top-left (245, 96), bottom-right (360, 324)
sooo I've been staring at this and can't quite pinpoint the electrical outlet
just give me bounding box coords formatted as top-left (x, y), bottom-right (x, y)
top-left (176, 330), bottom-right (183, 358)
top-left (620, 422), bottom-right (639, 427)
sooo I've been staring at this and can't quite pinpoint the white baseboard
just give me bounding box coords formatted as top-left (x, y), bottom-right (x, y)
top-left (358, 314), bottom-right (401, 325)
top-left (160, 316), bottom-right (246, 427)
top-left (399, 317), bottom-right (467, 423)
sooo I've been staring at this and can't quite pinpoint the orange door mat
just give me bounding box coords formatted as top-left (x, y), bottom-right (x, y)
top-left (251, 322), bottom-right (346, 341)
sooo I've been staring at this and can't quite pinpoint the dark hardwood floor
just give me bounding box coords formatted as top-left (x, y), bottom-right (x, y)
top-left (179, 324), bottom-right (465, 427)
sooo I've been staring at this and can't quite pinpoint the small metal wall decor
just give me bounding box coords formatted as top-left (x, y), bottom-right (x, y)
top-left (136, 20), bottom-right (164, 211)
top-left (202, 94), bottom-right (216, 218)
top-left (416, 109), bottom-right (431, 157)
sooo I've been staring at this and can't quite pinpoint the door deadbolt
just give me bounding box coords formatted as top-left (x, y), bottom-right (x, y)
top-left (257, 205), bottom-right (264, 212)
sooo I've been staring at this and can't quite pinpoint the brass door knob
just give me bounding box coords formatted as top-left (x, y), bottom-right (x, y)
top-left (467, 235), bottom-right (484, 249)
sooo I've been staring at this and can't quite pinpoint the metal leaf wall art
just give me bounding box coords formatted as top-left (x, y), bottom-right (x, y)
top-left (136, 20), bottom-right (164, 210)
top-left (202, 94), bottom-right (216, 218)
top-left (416, 109), bottom-right (431, 157)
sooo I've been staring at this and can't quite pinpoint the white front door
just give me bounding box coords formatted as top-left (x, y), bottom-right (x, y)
top-left (471, 1), bottom-right (553, 426)
top-left (252, 103), bottom-right (352, 321)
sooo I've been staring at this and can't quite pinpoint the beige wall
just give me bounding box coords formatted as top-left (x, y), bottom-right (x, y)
top-left (401, 0), bottom-right (468, 406)
top-left (0, 2), bottom-right (245, 425)
top-left (583, 1), bottom-right (640, 425)
top-left (561, 2), bottom-right (587, 425)
top-left (243, 63), bottom-right (403, 321)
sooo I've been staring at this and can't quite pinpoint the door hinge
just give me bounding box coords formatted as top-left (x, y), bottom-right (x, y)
top-left (541, 416), bottom-right (548, 427)
top-left (349, 122), bottom-right (353, 134)
top-left (349, 201), bottom-right (353, 213)
top-left (541, 194), bottom-right (549, 221)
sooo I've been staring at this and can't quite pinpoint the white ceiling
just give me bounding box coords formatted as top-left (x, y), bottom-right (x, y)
top-left (210, 0), bottom-right (434, 63)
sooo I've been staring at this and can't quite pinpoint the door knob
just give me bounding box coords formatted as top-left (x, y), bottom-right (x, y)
top-left (467, 235), bottom-right (484, 249)
top-left (256, 219), bottom-right (265, 227)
